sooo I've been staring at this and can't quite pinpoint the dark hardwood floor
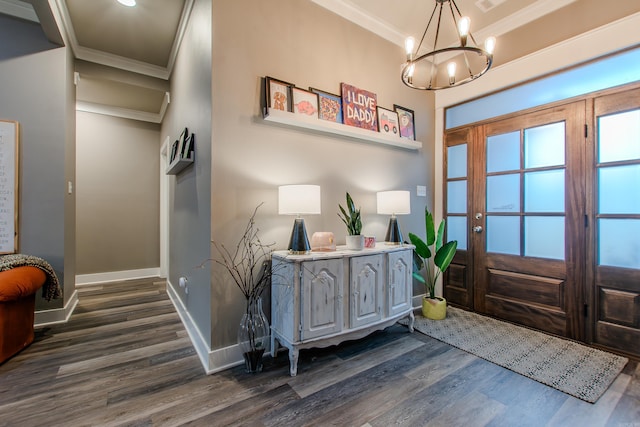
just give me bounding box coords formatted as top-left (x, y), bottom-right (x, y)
top-left (0, 278), bottom-right (638, 426)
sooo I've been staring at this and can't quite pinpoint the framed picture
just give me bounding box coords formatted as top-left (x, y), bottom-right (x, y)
top-left (341, 83), bottom-right (378, 131)
top-left (0, 120), bottom-right (19, 254)
top-left (291, 87), bottom-right (319, 117)
top-left (265, 76), bottom-right (293, 112)
top-left (377, 106), bottom-right (400, 137)
top-left (310, 87), bottom-right (343, 123)
top-left (394, 104), bottom-right (416, 140)
top-left (169, 139), bottom-right (179, 163)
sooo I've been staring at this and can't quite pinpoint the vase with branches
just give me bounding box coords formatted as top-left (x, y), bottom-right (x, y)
top-left (209, 203), bottom-right (277, 373)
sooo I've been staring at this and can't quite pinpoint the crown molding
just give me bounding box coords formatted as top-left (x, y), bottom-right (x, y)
top-left (312, 0), bottom-right (578, 54)
top-left (0, 0), bottom-right (38, 22)
top-left (77, 94), bottom-right (170, 124)
top-left (52, 0), bottom-right (194, 80)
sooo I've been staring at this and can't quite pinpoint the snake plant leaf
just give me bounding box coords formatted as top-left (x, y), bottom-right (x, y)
top-left (346, 192), bottom-right (356, 215)
top-left (409, 232), bottom-right (432, 259)
top-left (425, 208), bottom-right (436, 246)
top-left (434, 240), bottom-right (458, 272)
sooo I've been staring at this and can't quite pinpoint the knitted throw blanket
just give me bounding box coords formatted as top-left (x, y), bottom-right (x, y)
top-left (0, 254), bottom-right (62, 301)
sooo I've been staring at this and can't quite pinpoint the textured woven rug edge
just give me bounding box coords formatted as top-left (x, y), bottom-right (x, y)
top-left (402, 307), bottom-right (628, 403)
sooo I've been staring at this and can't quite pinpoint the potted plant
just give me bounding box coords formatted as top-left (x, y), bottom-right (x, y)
top-left (338, 192), bottom-right (364, 250)
top-left (409, 207), bottom-right (457, 320)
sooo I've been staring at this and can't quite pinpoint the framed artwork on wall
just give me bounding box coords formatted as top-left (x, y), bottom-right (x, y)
top-left (0, 120), bottom-right (19, 254)
top-left (291, 87), bottom-right (319, 117)
top-left (377, 106), bottom-right (400, 137)
top-left (310, 88), bottom-right (343, 123)
top-left (341, 83), bottom-right (378, 131)
top-left (394, 104), bottom-right (416, 140)
top-left (266, 76), bottom-right (293, 112)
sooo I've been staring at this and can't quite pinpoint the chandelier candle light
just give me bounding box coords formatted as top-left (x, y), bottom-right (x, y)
top-left (402, 0), bottom-right (496, 90)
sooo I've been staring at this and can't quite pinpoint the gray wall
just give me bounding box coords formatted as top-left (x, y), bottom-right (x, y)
top-left (76, 111), bottom-right (160, 274)
top-left (209, 0), bottom-right (435, 349)
top-left (161, 0), bottom-right (212, 346)
top-left (0, 15), bottom-right (75, 310)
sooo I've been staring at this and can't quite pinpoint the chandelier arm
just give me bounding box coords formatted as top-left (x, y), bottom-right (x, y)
top-left (415, 2), bottom-right (439, 57)
top-left (462, 49), bottom-right (473, 78)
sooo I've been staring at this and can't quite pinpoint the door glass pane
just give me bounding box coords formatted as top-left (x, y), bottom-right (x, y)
top-left (525, 170), bottom-right (565, 212)
top-left (447, 216), bottom-right (467, 251)
top-left (448, 144), bottom-right (467, 179)
top-left (487, 131), bottom-right (520, 173)
top-left (598, 110), bottom-right (640, 163)
top-left (598, 165), bottom-right (640, 214)
top-left (447, 181), bottom-right (467, 214)
top-left (487, 174), bottom-right (520, 213)
top-left (486, 215), bottom-right (520, 255)
top-left (524, 122), bottom-right (565, 168)
top-left (525, 216), bottom-right (565, 260)
top-left (599, 219), bottom-right (640, 269)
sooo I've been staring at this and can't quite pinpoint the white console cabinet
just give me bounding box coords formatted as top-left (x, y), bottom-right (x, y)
top-left (271, 244), bottom-right (415, 376)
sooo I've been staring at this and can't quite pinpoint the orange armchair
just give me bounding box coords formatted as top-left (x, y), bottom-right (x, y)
top-left (0, 266), bottom-right (46, 364)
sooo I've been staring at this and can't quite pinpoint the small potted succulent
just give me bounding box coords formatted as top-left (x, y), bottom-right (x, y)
top-left (409, 207), bottom-right (457, 320)
top-left (338, 192), bottom-right (364, 250)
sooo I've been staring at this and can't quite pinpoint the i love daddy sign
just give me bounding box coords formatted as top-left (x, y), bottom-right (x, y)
top-left (341, 83), bottom-right (378, 132)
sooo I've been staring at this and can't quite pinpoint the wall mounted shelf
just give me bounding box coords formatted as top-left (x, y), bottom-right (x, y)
top-left (166, 152), bottom-right (194, 175)
top-left (263, 107), bottom-right (422, 151)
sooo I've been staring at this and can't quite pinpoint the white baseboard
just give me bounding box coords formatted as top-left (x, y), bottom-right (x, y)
top-left (75, 267), bottom-right (160, 285)
top-left (165, 281), bottom-right (250, 374)
top-left (35, 289), bottom-right (79, 326)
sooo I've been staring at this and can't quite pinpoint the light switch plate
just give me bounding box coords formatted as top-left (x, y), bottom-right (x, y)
top-left (417, 185), bottom-right (427, 197)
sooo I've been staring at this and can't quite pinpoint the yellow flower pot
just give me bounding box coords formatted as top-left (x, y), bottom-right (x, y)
top-left (422, 296), bottom-right (447, 320)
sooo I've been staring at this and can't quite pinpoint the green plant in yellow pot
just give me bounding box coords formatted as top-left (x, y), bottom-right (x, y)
top-left (409, 207), bottom-right (457, 320)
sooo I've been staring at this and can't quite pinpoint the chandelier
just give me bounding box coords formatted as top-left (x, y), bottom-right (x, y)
top-left (401, 0), bottom-right (496, 90)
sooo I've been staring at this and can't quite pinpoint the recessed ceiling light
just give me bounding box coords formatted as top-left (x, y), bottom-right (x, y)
top-left (117, 0), bottom-right (136, 6)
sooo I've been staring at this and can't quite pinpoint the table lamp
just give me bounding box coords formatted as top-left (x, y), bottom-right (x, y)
top-left (278, 185), bottom-right (321, 254)
top-left (377, 190), bottom-right (410, 245)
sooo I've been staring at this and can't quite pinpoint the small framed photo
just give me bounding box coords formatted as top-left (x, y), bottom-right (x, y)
top-left (291, 87), bottom-right (319, 117)
top-left (394, 104), bottom-right (416, 140)
top-left (265, 76), bottom-right (293, 112)
top-left (310, 87), bottom-right (343, 123)
top-left (178, 127), bottom-right (189, 158)
top-left (169, 139), bottom-right (179, 163)
top-left (377, 106), bottom-right (400, 137)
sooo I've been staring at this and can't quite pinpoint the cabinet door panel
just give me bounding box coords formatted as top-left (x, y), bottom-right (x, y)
top-left (388, 250), bottom-right (412, 316)
top-left (302, 259), bottom-right (343, 340)
top-left (350, 255), bottom-right (383, 328)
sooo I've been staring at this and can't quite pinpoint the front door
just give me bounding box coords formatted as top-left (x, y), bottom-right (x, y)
top-left (445, 102), bottom-right (586, 340)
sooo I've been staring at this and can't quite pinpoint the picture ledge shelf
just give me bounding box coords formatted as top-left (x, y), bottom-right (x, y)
top-left (166, 153), bottom-right (194, 175)
top-left (263, 107), bottom-right (422, 150)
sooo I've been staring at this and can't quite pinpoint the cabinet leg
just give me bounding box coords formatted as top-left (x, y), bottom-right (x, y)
top-left (408, 310), bottom-right (415, 333)
top-left (289, 348), bottom-right (299, 377)
top-left (271, 335), bottom-right (280, 358)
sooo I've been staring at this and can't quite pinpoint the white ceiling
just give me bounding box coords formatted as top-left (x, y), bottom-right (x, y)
top-left (1, 0), bottom-right (638, 123)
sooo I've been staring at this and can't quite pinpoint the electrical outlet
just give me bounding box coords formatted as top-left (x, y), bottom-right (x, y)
top-left (179, 276), bottom-right (188, 294)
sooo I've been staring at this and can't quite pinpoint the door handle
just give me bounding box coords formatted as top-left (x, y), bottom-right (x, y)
top-left (473, 226), bottom-right (483, 233)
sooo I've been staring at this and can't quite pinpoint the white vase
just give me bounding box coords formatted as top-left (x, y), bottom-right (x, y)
top-left (345, 235), bottom-right (365, 250)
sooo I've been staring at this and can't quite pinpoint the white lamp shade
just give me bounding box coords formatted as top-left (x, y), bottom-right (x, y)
top-left (377, 191), bottom-right (411, 215)
top-left (278, 185), bottom-right (321, 215)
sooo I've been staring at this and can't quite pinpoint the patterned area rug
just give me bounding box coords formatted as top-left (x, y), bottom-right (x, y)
top-left (408, 307), bottom-right (628, 403)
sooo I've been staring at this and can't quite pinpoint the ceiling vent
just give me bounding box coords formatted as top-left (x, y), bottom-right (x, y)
top-left (475, 0), bottom-right (506, 13)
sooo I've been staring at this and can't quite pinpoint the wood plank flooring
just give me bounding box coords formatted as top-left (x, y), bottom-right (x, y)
top-left (0, 277), bottom-right (638, 426)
